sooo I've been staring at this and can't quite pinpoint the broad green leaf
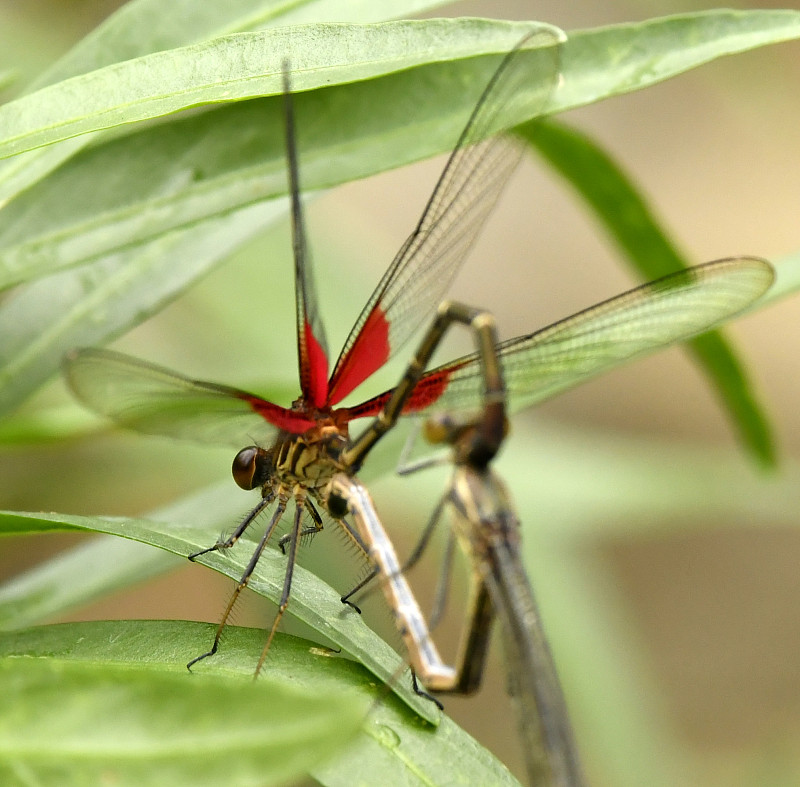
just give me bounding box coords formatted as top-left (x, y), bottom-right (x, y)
top-left (0, 0), bottom-right (452, 203)
top-left (522, 119), bottom-right (775, 466)
top-left (5, 11), bottom-right (800, 161)
top-left (2, 620), bottom-right (520, 787)
top-left (0, 20), bottom-right (562, 161)
top-left (0, 505), bottom-right (437, 721)
top-left (0, 622), bottom-right (364, 787)
top-left (0, 41), bottom-right (555, 290)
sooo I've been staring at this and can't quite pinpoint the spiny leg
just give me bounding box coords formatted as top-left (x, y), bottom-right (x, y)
top-left (339, 494), bottom-right (447, 613)
top-left (337, 513), bottom-right (381, 613)
top-left (339, 566), bottom-right (378, 614)
top-left (187, 497), bottom-right (286, 670)
top-left (254, 495), bottom-right (305, 678)
top-left (326, 498), bottom-right (375, 614)
top-left (188, 491), bottom-right (275, 561)
top-left (278, 497), bottom-right (323, 554)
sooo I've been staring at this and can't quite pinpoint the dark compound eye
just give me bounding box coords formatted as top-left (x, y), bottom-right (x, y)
top-left (232, 446), bottom-right (271, 490)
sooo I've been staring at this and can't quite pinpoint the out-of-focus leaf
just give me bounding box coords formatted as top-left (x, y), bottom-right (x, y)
top-left (523, 119), bottom-right (775, 466)
top-left (1, 620), bottom-right (520, 787)
top-left (0, 202), bottom-right (274, 416)
top-left (0, 621), bottom-right (365, 787)
top-left (0, 504), bottom-right (437, 721)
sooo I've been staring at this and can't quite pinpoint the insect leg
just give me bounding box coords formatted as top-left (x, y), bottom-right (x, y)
top-left (187, 495), bottom-right (286, 670)
top-left (188, 490), bottom-right (276, 561)
top-left (254, 494), bottom-right (306, 678)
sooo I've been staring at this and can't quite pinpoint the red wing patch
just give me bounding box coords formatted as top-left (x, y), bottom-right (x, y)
top-left (242, 394), bottom-right (316, 434)
top-left (328, 307), bottom-right (391, 406)
top-left (340, 365), bottom-right (456, 421)
top-left (304, 320), bottom-right (329, 408)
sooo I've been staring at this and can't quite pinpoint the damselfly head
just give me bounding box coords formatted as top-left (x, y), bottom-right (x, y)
top-left (423, 412), bottom-right (472, 446)
top-left (232, 445), bottom-right (273, 490)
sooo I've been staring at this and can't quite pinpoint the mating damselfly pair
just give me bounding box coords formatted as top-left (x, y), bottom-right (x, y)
top-left (65, 25), bottom-right (773, 786)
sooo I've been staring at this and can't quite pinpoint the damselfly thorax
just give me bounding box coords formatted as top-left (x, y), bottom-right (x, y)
top-left (233, 418), bottom-right (351, 496)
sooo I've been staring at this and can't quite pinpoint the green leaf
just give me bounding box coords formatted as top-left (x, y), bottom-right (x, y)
top-left (0, 19), bottom-right (561, 291)
top-left (558, 9), bottom-right (800, 111)
top-left (1, 620), bottom-right (521, 787)
top-left (0, 504), bottom-right (438, 722)
top-left (522, 119), bottom-right (775, 466)
top-left (0, 0), bottom-right (453, 202)
top-left (5, 10), bottom-right (800, 162)
top-left (0, 203), bottom-right (273, 416)
top-left (25, 0), bottom-right (456, 92)
top-left (6, 8), bottom-right (800, 286)
top-left (0, 23), bottom-right (558, 418)
top-left (0, 621), bottom-right (363, 787)
top-left (0, 20), bottom-right (562, 161)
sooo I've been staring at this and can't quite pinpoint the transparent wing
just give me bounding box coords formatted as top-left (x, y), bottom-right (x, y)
top-left (63, 348), bottom-right (314, 448)
top-left (326, 27), bottom-right (563, 405)
top-left (489, 522), bottom-right (585, 786)
top-left (283, 65), bottom-right (329, 408)
top-left (345, 257), bottom-right (774, 419)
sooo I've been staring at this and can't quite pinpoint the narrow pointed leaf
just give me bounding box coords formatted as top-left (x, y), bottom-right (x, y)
top-left (0, 507), bottom-right (436, 721)
top-left (0, 20), bottom-right (562, 161)
top-left (0, 0), bottom-right (453, 202)
top-left (522, 119), bottom-right (775, 466)
top-left (3, 11), bottom-right (800, 163)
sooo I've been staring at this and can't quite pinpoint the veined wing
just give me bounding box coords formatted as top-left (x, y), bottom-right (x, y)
top-left (488, 522), bottom-right (585, 786)
top-left (325, 27), bottom-right (563, 406)
top-left (64, 348), bottom-right (316, 448)
top-left (283, 65), bottom-right (330, 409)
top-left (345, 257), bottom-right (774, 419)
